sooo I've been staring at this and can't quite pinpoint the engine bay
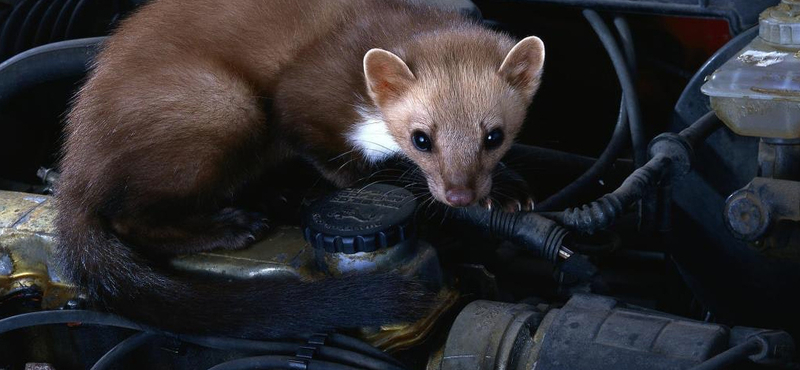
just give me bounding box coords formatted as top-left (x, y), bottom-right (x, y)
top-left (1, 0), bottom-right (799, 369)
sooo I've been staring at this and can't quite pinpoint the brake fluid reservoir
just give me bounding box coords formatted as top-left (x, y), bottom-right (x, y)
top-left (702, 0), bottom-right (800, 139)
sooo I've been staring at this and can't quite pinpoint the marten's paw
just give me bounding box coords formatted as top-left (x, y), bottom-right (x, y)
top-left (213, 208), bottom-right (271, 249)
top-left (485, 163), bottom-right (535, 213)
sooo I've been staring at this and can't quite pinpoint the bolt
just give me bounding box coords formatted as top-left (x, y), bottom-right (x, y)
top-left (725, 190), bottom-right (770, 241)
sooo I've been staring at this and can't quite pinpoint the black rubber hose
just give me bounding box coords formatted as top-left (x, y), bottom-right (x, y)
top-left (327, 334), bottom-right (403, 367)
top-left (613, 16), bottom-right (637, 76)
top-left (539, 111), bottom-right (722, 234)
top-left (537, 96), bottom-right (630, 211)
top-left (181, 335), bottom-right (405, 370)
top-left (503, 144), bottom-right (635, 183)
top-left (680, 111), bottom-right (721, 148)
top-left (318, 347), bottom-right (405, 370)
top-left (505, 144), bottom-right (601, 169)
top-left (207, 355), bottom-right (368, 370)
top-left (178, 334), bottom-right (298, 354)
top-left (0, 37), bottom-right (105, 102)
top-left (33, 0), bottom-right (65, 46)
top-left (584, 9), bottom-right (647, 168)
top-left (182, 334), bottom-right (402, 369)
top-left (13, 0), bottom-right (49, 55)
top-left (536, 16), bottom-right (638, 211)
top-left (451, 205), bottom-right (600, 279)
top-left (0, 309), bottom-right (154, 335)
top-left (0, 0), bottom-right (36, 61)
top-left (91, 332), bottom-right (161, 370)
top-left (51, 0), bottom-right (79, 41)
top-left (454, 206), bottom-right (570, 262)
top-left (64, 0), bottom-right (90, 38)
top-left (688, 338), bottom-right (762, 370)
top-left (1, 310), bottom-right (402, 370)
top-left (541, 153), bottom-right (670, 234)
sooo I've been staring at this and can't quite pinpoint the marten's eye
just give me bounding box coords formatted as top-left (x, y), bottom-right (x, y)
top-left (412, 131), bottom-right (432, 152)
top-left (484, 129), bottom-right (504, 150)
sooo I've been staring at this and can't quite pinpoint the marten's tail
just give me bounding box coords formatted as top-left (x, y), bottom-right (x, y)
top-left (54, 211), bottom-right (431, 338)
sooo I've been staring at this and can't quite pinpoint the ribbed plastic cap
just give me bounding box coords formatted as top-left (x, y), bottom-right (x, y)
top-left (759, 0), bottom-right (800, 47)
top-left (302, 184), bottom-right (416, 254)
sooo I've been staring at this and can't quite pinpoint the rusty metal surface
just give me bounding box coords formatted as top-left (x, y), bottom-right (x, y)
top-left (0, 190), bottom-right (75, 309)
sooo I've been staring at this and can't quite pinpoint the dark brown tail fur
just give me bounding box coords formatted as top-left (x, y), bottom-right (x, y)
top-left (54, 209), bottom-right (431, 338)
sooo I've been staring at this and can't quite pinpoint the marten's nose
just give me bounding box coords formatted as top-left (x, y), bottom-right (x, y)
top-left (445, 187), bottom-right (475, 207)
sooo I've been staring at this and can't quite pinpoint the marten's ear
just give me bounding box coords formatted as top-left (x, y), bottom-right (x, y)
top-left (498, 36), bottom-right (545, 98)
top-left (364, 49), bottom-right (416, 107)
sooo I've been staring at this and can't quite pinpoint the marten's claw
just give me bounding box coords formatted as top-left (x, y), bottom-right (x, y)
top-left (490, 165), bottom-right (535, 213)
top-left (213, 208), bottom-right (271, 249)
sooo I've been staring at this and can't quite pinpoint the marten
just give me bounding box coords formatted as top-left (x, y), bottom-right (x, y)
top-left (55, 0), bottom-right (545, 338)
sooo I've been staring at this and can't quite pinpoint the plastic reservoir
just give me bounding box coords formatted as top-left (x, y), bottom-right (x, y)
top-left (702, 2), bottom-right (800, 139)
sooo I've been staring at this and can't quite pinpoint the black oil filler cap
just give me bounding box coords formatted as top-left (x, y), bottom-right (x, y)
top-left (303, 184), bottom-right (416, 254)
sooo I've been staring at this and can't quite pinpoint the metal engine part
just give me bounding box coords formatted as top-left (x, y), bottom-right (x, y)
top-left (725, 177), bottom-right (800, 249)
top-left (702, 0), bottom-right (800, 261)
top-left (433, 295), bottom-right (794, 370)
top-left (0, 190), bottom-right (74, 310)
top-left (0, 186), bottom-right (457, 352)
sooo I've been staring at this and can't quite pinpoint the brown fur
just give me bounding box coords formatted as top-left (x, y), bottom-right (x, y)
top-left (55, 0), bottom-right (544, 337)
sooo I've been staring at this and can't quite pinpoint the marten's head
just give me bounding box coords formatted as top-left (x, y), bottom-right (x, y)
top-left (352, 32), bottom-right (544, 207)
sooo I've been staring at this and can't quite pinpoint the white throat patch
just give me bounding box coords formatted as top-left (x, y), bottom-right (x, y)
top-left (347, 106), bottom-right (401, 163)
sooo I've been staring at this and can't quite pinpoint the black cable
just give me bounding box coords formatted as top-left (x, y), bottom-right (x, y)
top-left (689, 338), bottom-right (762, 370)
top-left (679, 111), bottom-right (721, 147)
top-left (181, 333), bottom-right (403, 368)
top-left (536, 15), bottom-right (640, 210)
top-left (0, 0), bottom-right (36, 60)
top-left (64, 0), bottom-right (89, 38)
top-left (584, 9), bottom-right (647, 168)
top-left (1, 310), bottom-right (404, 370)
top-left (328, 335), bottom-right (401, 367)
top-left (318, 346), bottom-right (405, 370)
top-left (539, 111), bottom-right (722, 233)
top-left (181, 334), bottom-right (404, 369)
top-left (537, 15), bottom-right (638, 211)
top-left (13, 0), bottom-right (48, 55)
top-left (541, 153), bottom-right (670, 233)
top-left (537, 96), bottom-right (630, 211)
top-left (326, 334), bottom-right (402, 367)
top-left (178, 334), bottom-right (298, 354)
top-left (613, 16), bottom-right (636, 76)
top-left (33, 0), bottom-right (65, 46)
top-left (91, 331), bottom-right (161, 370)
top-left (50, 0), bottom-right (78, 41)
top-left (207, 355), bottom-right (368, 370)
top-left (503, 143), bottom-right (634, 180)
top-left (0, 310), bottom-right (311, 357)
top-left (0, 310), bottom-right (154, 335)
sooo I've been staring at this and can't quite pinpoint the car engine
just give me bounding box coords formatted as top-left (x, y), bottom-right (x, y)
top-left (0, 0), bottom-right (799, 369)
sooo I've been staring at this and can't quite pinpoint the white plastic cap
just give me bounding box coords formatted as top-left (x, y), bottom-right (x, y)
top-left (759, 0), bottom-right (800, 47)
